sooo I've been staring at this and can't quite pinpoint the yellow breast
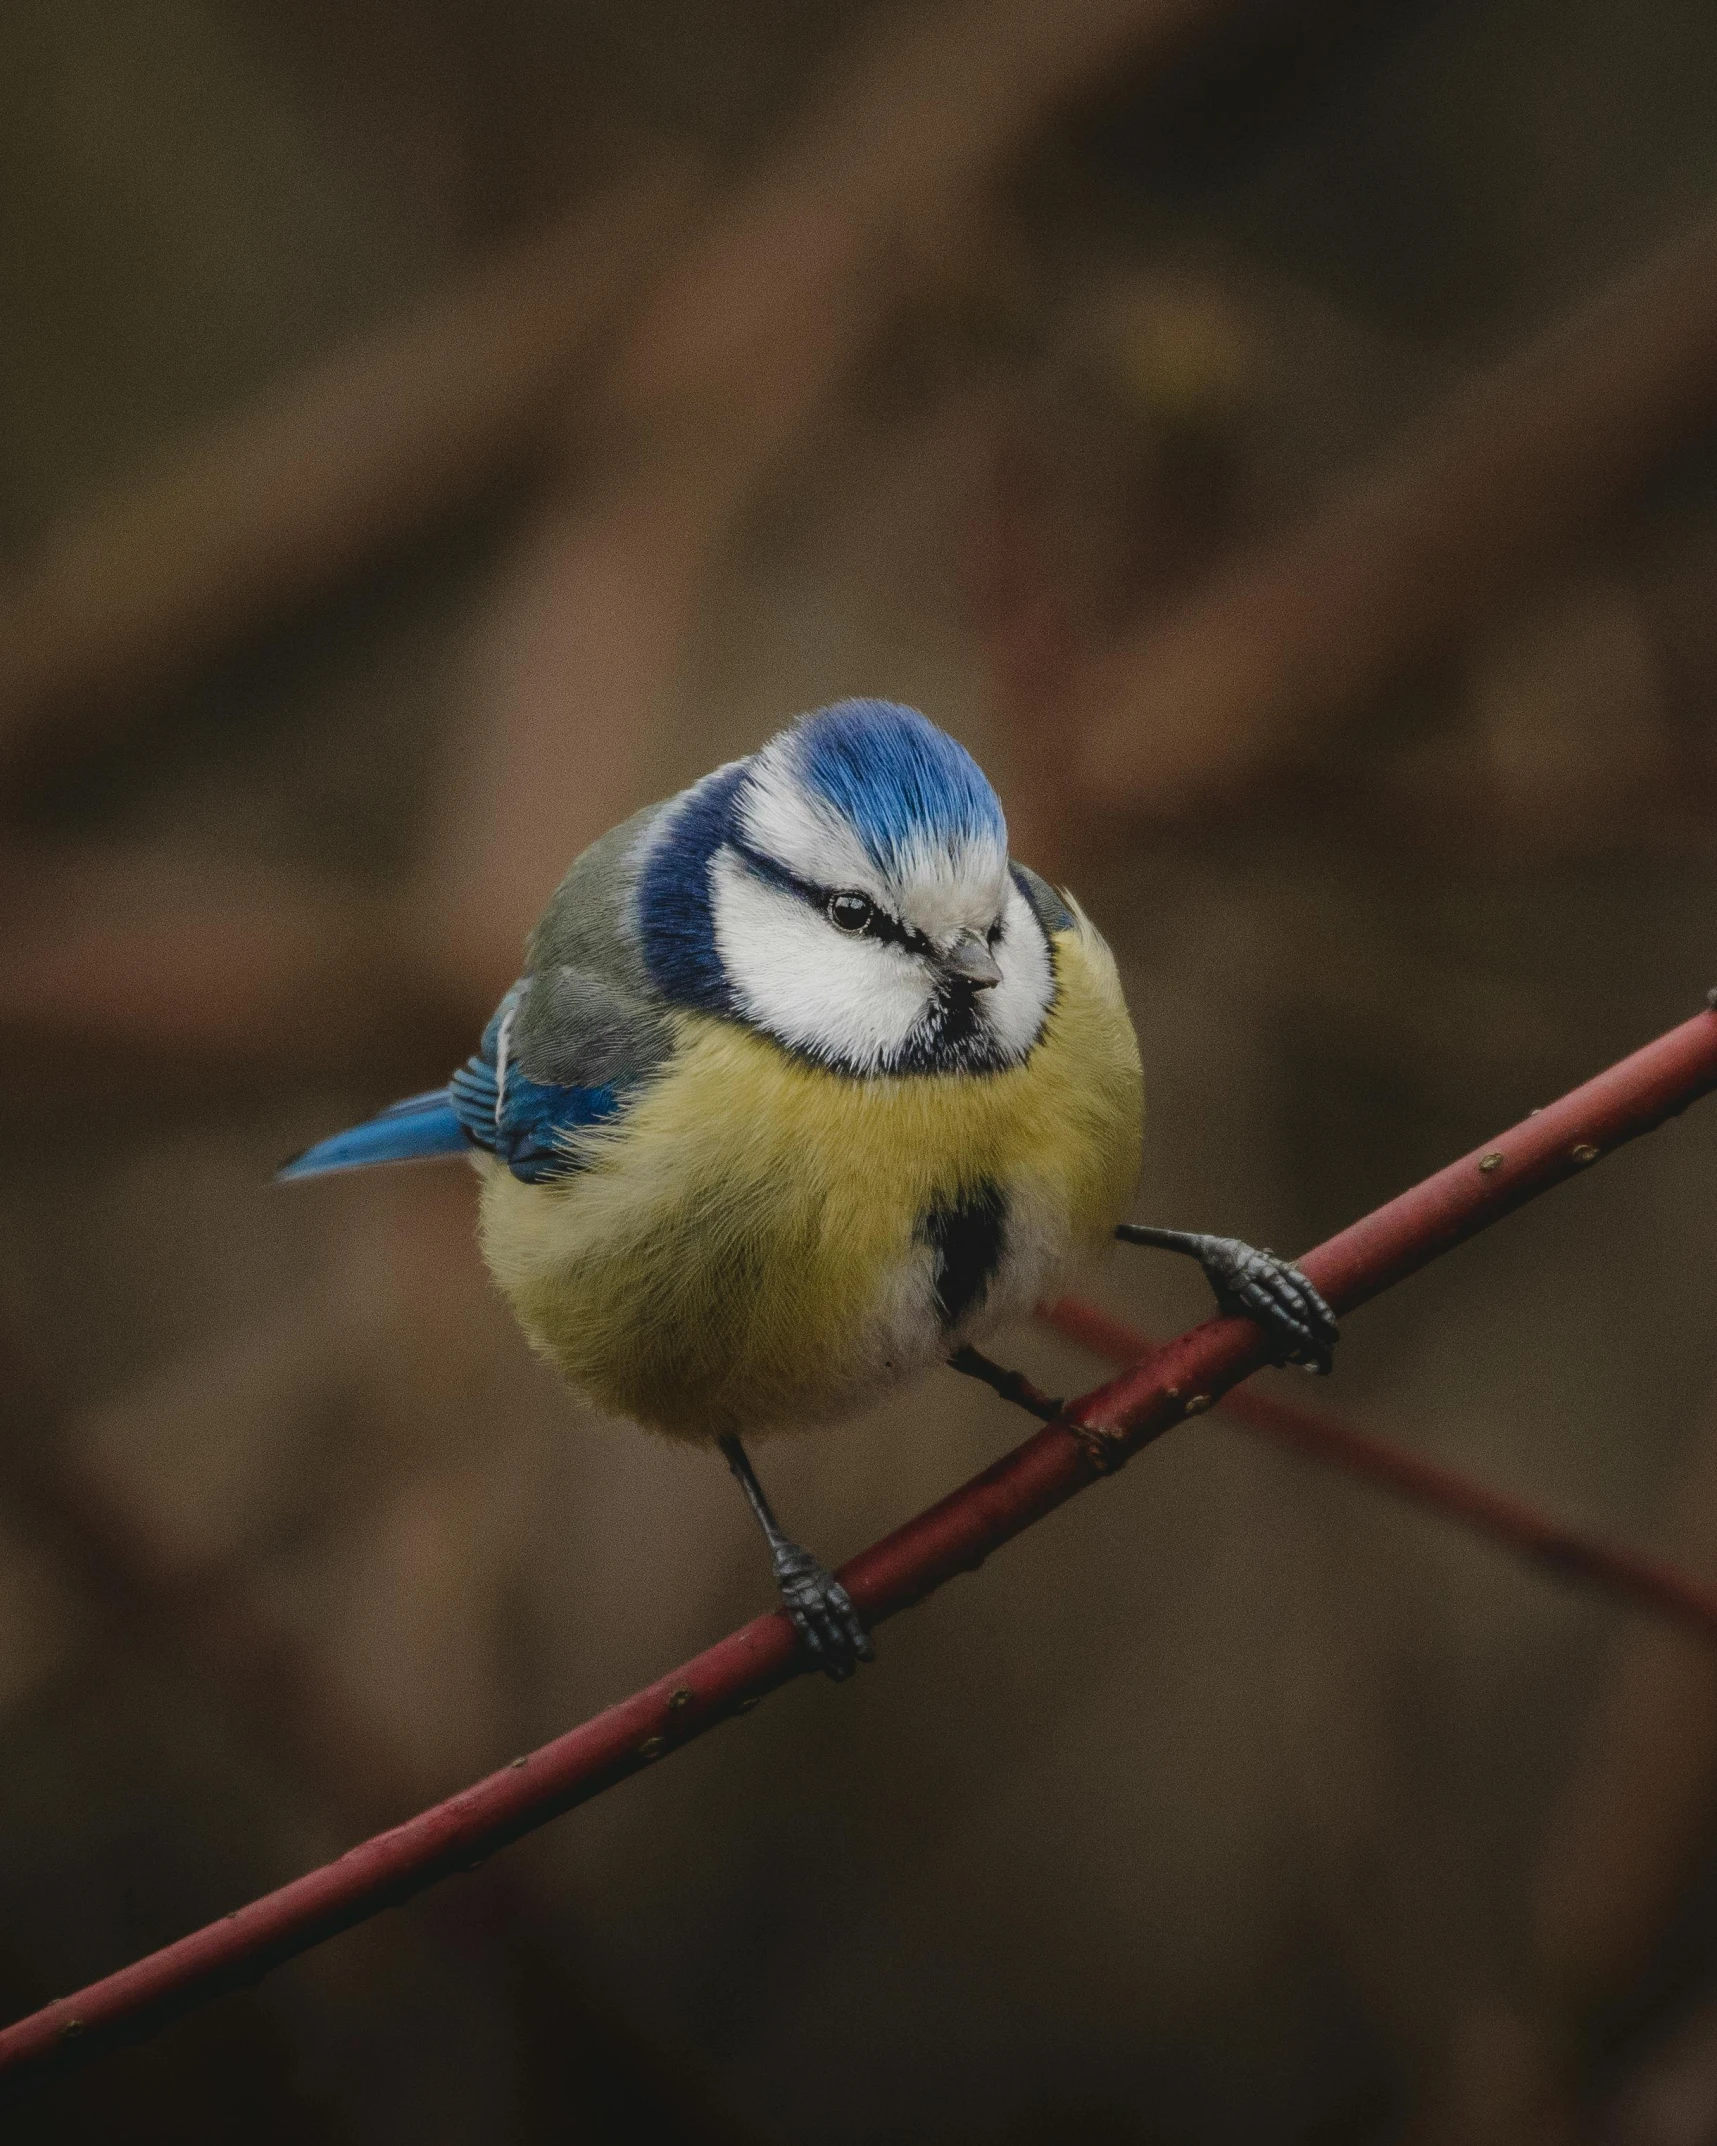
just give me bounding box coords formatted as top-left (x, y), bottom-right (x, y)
top-left (478, 916), bottom-right (1142, 1442)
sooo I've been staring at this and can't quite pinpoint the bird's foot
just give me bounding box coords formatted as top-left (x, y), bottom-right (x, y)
top-left (1197, 1235), bottom-right (1338, 1373)
top-left (772, 1541), bottom-right (873, 1682)
top-left (1115, 1225), bottom-right (1339, 1373)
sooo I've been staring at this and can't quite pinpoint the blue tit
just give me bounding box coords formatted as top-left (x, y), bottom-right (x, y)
top-left (283, 700), bottom-right (1336, 1676)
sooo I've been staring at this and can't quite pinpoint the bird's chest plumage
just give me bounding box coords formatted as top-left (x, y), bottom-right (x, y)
top-left (478, 927), bottom-right (1142, 1442)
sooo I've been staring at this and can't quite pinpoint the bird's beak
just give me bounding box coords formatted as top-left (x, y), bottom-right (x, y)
top-left (940, 930), bottom-right (1002, 990)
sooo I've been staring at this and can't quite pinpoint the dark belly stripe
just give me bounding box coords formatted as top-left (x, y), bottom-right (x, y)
top-left (919, 1181), bottom-right (1006, 1329)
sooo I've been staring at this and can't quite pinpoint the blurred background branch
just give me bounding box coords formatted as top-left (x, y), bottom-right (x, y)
top-left (0, 165), bottom-right (695, 800)
top-left (1075, 205), bottom-right (1717, 823)
top-left (1046, 1297), bottom-right (1717, 1648)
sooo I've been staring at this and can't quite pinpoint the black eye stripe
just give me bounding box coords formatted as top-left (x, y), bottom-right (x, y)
top-left (728, 839), bottom-right (934, 955)
top-left (872, 910), bottom-right (929, 954)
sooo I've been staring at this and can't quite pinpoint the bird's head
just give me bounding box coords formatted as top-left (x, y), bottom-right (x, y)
top-left (638, 701), bottom-right (1056, 1075)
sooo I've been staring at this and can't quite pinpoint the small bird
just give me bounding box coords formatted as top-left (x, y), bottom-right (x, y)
top-left (283, 701), bottom-right (1335, 1676)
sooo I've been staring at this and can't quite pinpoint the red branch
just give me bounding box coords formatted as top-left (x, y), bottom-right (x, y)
top-left (5, 1004), bottom-right (1717, 2094)
top-left (1041, 1299), bottom-right (1717, 1641)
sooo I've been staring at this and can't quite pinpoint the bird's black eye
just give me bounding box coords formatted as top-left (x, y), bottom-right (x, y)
top-left (827, 891), bottom-right (876, 935)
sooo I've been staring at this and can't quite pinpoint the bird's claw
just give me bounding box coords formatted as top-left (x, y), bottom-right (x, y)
top-left (1199, 1236), bottom-right (1339, 1374)
top-left (773, 1544), bottom-right (873, 1681)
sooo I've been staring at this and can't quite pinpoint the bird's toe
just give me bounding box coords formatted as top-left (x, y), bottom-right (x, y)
top-left (775, 1549), bottom-right (873, 1681)
top-left (1204, 1238), bottom-right (1339, 1373)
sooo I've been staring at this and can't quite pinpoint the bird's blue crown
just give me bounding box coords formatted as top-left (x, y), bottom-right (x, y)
top-left (787, 700), bottom-right (1005, 873)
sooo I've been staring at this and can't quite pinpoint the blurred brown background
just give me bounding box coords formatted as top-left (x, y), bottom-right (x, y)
top-left (7, 1), bottom-right (1717, 2139)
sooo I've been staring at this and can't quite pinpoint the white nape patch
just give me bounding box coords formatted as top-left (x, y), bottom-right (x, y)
top-left (981, 878), bottom-right (1055, 1060)
top-left (710, 849), bottom-right (932, 1071)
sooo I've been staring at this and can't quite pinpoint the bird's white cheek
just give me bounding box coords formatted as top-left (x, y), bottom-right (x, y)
top-left (710, 855), bottom-right (929, 1069)
top-left (982, 888), bottom-right (1054, 1057)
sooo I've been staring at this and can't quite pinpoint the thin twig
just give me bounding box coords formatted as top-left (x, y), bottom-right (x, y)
top-left (3, 1001), bottom-right (1715, 2093)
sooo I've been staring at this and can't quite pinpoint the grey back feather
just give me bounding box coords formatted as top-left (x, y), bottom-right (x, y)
top-left (512, 800), bottom-right (677, 1091)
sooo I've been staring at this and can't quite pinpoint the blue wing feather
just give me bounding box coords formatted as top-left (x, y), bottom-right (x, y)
top-left (278, 1090), bottom-right (468, 1179)
top-left (280, 983), bottom-right (632, 1187)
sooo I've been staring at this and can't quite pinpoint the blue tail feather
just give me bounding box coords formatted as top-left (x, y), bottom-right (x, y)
top-left (278, 1088), bottom-right (471, 1181)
